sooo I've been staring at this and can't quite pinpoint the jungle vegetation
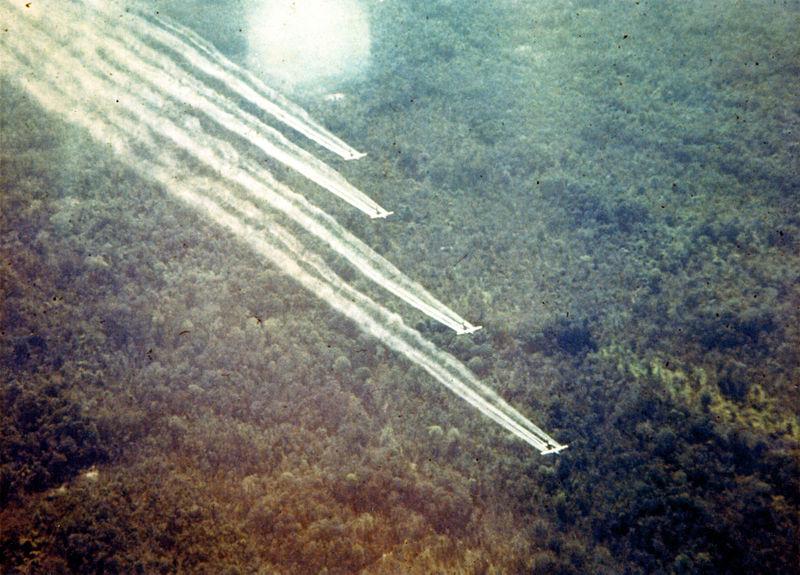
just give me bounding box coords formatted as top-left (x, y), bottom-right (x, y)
top-left (1, 1), bottom-right (798, 573)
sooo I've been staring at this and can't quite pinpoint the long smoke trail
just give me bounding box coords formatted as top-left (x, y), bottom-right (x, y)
top-left (135, 5), bottom-right (367, 162)
top-left (3, 44), bottom-right (550, 451)
top-left (1, 0), bottom-right (564, 453)
top-left (90, 24), bottom-right (392, 219)
top-left (20, 29), bottom-right (552, 448)
top-left (42, 1), bottom-right (481, 336)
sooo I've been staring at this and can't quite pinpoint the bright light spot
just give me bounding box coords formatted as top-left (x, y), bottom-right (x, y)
top-left (82, 467), bottom-right (99, 481)
top-left (246, 0), bottom-right (371, 88)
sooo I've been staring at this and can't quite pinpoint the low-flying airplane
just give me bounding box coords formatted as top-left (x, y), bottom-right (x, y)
top-left (346, 151), bottom-right (368, 161)
top-left (370, 207), bottom-right (393, 219)
top-left (457, 322), bottom-right (483, 335)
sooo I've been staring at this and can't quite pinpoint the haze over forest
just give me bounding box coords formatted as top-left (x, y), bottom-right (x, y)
top-left (1, 1), bottom-right (798, 573)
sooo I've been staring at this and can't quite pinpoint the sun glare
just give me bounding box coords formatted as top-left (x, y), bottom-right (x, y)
top-left (246, 0), bottom-right (371, 88)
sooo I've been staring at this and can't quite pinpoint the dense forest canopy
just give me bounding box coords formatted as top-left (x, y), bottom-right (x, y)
top-left (2, 0), bottom-right (798, 573)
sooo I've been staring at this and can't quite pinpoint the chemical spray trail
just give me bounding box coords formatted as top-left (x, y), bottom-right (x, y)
top-left (2, 42), bottom-right (553, 451)
top-left (96, 25), bottom-right (392, 219)
top-left (28, 0), bottom-right (481, 336)
top-left (140, 7), bottom-right (367, 161)
top-left (1, 0), bottom-right (565, 454)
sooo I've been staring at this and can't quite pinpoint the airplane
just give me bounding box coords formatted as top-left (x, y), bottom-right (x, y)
top-left (457, 322), bottom-right (483, 335)
top-left (370, 208), bottom-right (393, 219)
top-left (541, 443), bottom-right (569, 455)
